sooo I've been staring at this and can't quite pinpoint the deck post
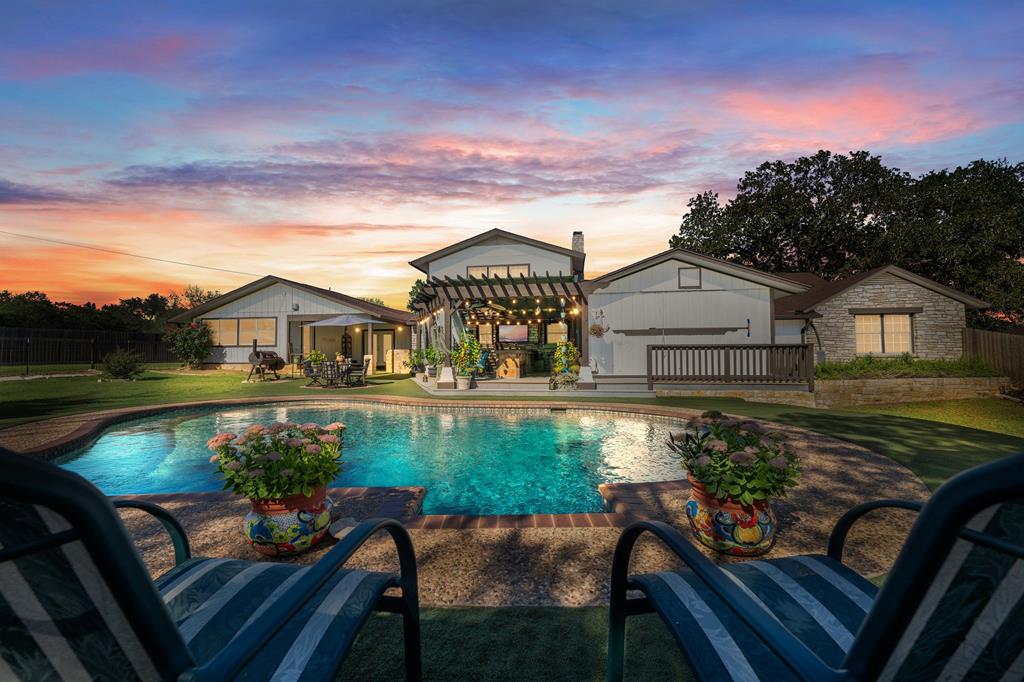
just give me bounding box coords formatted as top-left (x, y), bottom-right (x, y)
top-left (437, 301), bottom-right (456, 389)
top-left (576, 296), bottom-right (595, 389)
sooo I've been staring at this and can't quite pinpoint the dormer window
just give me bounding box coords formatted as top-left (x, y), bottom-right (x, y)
top-left (467, 264), bottom-right (530, 278)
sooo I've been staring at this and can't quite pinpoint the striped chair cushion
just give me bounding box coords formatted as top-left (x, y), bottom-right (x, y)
top-left (631, 554), bottom-right (878, 681)
top-left (0, 501), bottom-right (161, 681)
top-left (877, 501), bottom-right (1024, 682)
top-left (155, 557), bottom-right (396, 682)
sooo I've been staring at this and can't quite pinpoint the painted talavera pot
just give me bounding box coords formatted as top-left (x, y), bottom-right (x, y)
top-left (685, 475), bottom-right (777, 556)
top-left (244, 485), bottom-right (333, 556)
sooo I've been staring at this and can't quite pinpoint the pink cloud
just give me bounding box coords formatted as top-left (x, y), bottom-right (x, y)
top-left (720, 86), bottom-right (980, 147)
top-left (2, 34), bottom-right (208, 79)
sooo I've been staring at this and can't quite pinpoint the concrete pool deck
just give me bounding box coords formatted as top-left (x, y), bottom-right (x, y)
top-left (5, 394), bottom-right (930, 606)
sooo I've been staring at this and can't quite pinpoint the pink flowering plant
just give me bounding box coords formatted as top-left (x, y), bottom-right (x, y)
top-left (666, 410), bottom-right (800, 505)
top-left (207, 421), bottom-right (345, 500)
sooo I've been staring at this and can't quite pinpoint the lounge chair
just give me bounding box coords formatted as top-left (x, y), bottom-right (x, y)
top-left (608, 451), bottom-right (1024, 681)
top-left (302, 359), bottom-right (322, 387)
top-left (472, 348), bottom-right (492, 379)
top-left (0, 447), bottom-right (422, 681)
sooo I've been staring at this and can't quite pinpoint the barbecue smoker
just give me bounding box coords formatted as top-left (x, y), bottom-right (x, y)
top-left (247, 339), bottom-right (285, 381)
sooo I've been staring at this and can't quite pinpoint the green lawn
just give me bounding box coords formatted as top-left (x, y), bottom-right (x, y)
top-left (340, 607), bottom-right (693, 681)
top-left (850, 397), bottom-right (1024, 439)
top-left (0, 362), bottom-right (180, 377)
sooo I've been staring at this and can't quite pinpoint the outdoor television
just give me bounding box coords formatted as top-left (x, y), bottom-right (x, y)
top-left (498, 324), bottom-right (529, 342)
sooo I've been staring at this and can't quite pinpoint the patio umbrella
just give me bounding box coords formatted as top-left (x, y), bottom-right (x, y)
top-left (302, 314), bottom-right (379, 327)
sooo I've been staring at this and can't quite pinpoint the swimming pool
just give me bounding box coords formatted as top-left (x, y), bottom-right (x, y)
top-left (60, 402), bottom-right (685, 515)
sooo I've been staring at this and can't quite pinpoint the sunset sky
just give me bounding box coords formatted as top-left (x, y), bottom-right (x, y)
top-left (2, 1), bottom-right (1022, 308)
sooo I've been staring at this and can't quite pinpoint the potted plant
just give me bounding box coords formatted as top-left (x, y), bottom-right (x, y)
top-left (451, 336), bottom-right (481, 390)
top-left (423, 346), bottom-right (441, 377)
top-left (307, 349), bottom-right (327, 368)
top-left (207, 421), bottom-right (345, 556)
top-left (666, 411), bottom-right (800, 556)
top-left (404, 349), bottom-right (428, 381)
top-left (549, 341), bottom-right (580, 390)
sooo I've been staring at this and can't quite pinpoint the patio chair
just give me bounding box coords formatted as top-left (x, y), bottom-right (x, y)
top-left (0, 447), bottom-right (422, 681)
top-left (321, 360), bottom-right (343, 388)
top-left (302, 359), bottom-right (322, 387)
top-left (608, 451), bottom-right (1024, 681)
top-left (346, 362), bottom-right (366, 387)
top-left (472, 348), bottom-right (492, 379)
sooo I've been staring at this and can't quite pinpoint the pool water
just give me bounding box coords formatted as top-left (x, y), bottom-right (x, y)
top-left (60, 403), bottom-right (684, 515)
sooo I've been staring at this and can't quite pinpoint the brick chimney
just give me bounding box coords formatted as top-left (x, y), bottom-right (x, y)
top-left (572, 230), bottom-right (584, 254)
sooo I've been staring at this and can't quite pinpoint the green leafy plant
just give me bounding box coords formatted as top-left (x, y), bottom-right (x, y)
top-left (815, 354), bottom-right (999, 379)
top-left (552, 341), bottom-right (580, 374)
top-left (666, 411), bottom-right (801, 505)
top-left (208, 421), bottom-right (345, 499)
top-left (163, 322), bottom-right (213, 369)
top-left (423, 346), bottom-right (442, 368)
top-left (101, 348), bottom-right (145, 379)
top-left (404, 348), bottom-right (425, 371)
top-left (451, 336), bottom-right (481, 377)
top-left (307, 349), bottom-right (327, 365)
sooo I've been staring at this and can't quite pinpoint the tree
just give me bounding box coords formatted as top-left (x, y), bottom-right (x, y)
top-left (169, 284), bottom-right (221, 309)
top-left (406, 279), bottom-right (426, 312)
top-left (671, 151), bottom-right (1023, 328)
top-left (359, 296), bottom-right (386, 307)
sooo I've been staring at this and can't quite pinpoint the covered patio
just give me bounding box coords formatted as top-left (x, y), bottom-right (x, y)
top-left (411, 273), bottom-right (593, 389)
top-left (293, 313), bottom-right (410, 374)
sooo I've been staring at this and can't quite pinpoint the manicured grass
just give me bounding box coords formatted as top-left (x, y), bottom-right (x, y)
top-left (340, 607), bottom-right (693, 681)
top-left (814, 354), bottom-right (1000, 379)
top-left (2, 372), bottom-right (1022, 488)
top-left (0, 362), bottom-right (180, 377)
top-left (850, 398), bottom-right (1024, 439)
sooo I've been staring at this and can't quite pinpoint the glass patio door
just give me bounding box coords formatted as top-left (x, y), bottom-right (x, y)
top-left (373, 331), bottom-right (393, 370)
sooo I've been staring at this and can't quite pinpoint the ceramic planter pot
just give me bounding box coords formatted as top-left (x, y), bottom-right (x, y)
top-left (456, 375), bottom-right (472, 390)
top-left (685, 475), bottom-right (776, 556)
top-left (427, 366), bottom-right (437, 377)
top-left (244, 485), bottom-right (333, 556)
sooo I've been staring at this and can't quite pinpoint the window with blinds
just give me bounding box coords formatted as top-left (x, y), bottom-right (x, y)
top-left (239, 318), bottom-right (276, 346)
top-left (855, 314), bottom-right (912, 354)
top-left (203, 319), bottom-right (238, 346)
top-left (466, 264), bottom-right (530, 278)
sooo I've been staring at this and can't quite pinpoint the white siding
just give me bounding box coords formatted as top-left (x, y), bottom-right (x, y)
top-left (589, 257), bottom-right (775, 375)
top-left (428, 238), bottom-right (572, 280)
top-left (187, 282), bottom-right (409, 364)
top-left (774, 320), bottom-right (805, 345)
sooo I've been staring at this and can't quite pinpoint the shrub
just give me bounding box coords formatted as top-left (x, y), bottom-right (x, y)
top-left (164, 322), bottom-right (213, 369)
top-left (552, 341), bottom-right (580, 374)
top-left (101, 348), bottom-right (145, 379)
top-left (451, 336), bottom-right (481, 376)
top-left (403, 348), bottom-right (425, 372)
top-left (423, 346), bottom-right (442, 368)
top-left (208, 421), bottom-right (345, 499)
top-left (666, 413), bottom-right (800, 505)
top-left (815, 354), bottom-right (1000, 380)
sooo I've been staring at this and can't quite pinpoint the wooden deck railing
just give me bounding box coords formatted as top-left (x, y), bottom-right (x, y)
top-left (646, 344), bottom-right (814, 390)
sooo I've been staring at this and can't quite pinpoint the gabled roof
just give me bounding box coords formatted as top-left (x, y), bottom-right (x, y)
top-left (586, 248), bottom-right (810, 294)
top-left (168, 275), bottom-right (412, 324)
top-left (409, 228), bottom-right (585, 274)
top-left (773, 272), bottom-right (829, 288)
top-left (774, 265), bottom-right (990, 314)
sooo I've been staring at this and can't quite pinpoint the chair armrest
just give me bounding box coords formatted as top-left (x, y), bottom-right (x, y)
top-left (612, 520), bottom-right (846, 682)
top-left (183, 517), bottom-right (417, 682)
top-left (826, 499), bottom-right (923, 562)
top-left (112, 499), bottom-right (191, 565)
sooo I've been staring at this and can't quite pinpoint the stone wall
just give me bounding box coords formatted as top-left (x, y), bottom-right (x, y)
top-left (811, 272), bottom-right (966, 361)
top-left (814, 376), bottom-right (1009, 408)
top-left (658, 376), bottom-right (1008, 408)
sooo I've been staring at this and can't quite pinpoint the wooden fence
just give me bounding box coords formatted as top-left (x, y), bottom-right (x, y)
top-left (963, 328), bottom-right (1024, 384)
top-left (0, 327), bottom-right (174, 367)
top-left (647, 344), bottom-right (814, 390)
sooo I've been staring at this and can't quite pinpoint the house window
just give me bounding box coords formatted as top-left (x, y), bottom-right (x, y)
top-left (203, 319), bottom-right (238, 346)
top-left (546, 322), bottom-right (568, 343)
top-left (855, 314), bottom-right (912, 354)
top-left (239, 318), bottom-right (277, 346)
top-left (466, 264), bottom-right (531, 278)
top-left (678, 266), bottom-right (702, 289)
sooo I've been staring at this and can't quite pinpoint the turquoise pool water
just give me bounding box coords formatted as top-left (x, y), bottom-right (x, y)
top-left (60, 403), bottom-right (684, 515)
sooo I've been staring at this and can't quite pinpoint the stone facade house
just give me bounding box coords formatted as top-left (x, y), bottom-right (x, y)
top-left (773, 265), bottom-right (989, 362)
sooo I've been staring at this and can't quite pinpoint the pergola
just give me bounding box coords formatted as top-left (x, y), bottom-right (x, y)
top-left (412, 272), bottom-right (591, 384)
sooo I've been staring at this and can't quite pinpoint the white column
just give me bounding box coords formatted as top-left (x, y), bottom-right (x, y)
top-left (366, 322), bottom-right (374, 375)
